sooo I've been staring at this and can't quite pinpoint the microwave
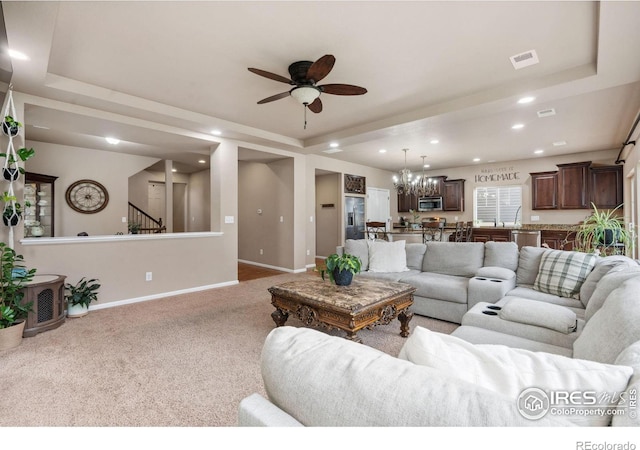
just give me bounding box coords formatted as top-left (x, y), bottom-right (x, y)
top-left (418, 196), bottom-right (443, 212)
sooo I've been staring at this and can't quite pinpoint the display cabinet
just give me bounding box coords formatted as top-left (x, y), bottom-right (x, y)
top-left (23, 172), bottom-right (57, 237)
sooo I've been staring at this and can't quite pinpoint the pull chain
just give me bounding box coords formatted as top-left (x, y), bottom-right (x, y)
top-left (304, 104), bottom-right (308, 130)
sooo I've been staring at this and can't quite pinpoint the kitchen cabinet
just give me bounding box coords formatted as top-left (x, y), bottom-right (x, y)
top-left (530, 171), bottom-right (558, 210)
top-left (397, 192), bottom-right (417, 212)
top-left (471, 228), bottom-right (511, 243)
top-left (557, 161), bottom-right (590, 209)
top-left (541, 230), bottom-right (575, 251)
top-left (24, 172), bottom-right (57, 237)
top-left (443, 179), bottom-right (465, 211)
top-left (590, 165), bottom-right (623, 209)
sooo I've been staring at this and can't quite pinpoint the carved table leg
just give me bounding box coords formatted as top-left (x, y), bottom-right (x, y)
top-left (398, 309), bottom-right (414, 337)
top-left (345, 329), bottom-right (363, 344)
top-left (271, 307), bottom-right (289, 327)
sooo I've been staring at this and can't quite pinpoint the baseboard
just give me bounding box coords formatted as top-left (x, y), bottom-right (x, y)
top-left (238, 259), bottom-right (307, 274)
top-left (89, 280), bottom-right (240, 312)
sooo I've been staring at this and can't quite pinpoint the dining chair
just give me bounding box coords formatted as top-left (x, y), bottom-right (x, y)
top-left (365, 221), bottom-right (388, 241)
top-left (465, 221), bottom-right (474, 242)
top-left (422, 221), bottom-right (445, 243)
top-left (453, 221), bottom-right (466, 242)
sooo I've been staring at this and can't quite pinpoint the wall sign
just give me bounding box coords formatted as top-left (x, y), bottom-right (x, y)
top-left (474, 166), bottom-right (521, 183)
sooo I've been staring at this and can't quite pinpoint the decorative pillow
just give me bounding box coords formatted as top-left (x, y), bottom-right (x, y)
top-left (367, 240), bottom-right (409, 273)
top-left (533, 249), bottom-right (597, 298)
top-left (398, 326), bottom-right (633, 426)
top-left (344, 239), bottom-right (369, 271)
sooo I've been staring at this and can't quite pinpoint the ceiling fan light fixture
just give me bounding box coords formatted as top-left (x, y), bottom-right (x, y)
top-left (291, 86), bottom-right (320, 105)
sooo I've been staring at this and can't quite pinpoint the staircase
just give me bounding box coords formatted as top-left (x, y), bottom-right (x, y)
top-left (128, 202), bottom-right (166, 234)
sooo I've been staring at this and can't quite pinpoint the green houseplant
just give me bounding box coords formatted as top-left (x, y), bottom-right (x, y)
top-left (1, 192), bottom-right (30, 227)
top-left (321, 253), bottom-right (362, 286)
top-left (128, 221), bottom-right (141, 234)
top-left (0, 147), bottom-right (36, 181)
top-left (2, 115), bottom-right (22, 137)
top-left (0, 242), bottom-right (36, 350)
top-left (65, 277), bottom-right (100, 318)
top-left (574, 203), bottom-right (631, 255)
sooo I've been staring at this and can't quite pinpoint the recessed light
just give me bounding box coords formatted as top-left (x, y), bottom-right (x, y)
top-left (211, 129), bottom-right (222, 136)
top-left (423, 164), bottom-right (430, 168)
top-left (511, 123), bottom-right (525, 130)
top-left (172, 168), bottom-right (177, 173)
top-left (32, 125), bottom-right (50, 130)
top-left (8, 49), bottom-right (29, 60)
top-left (430, 139), bottom-right (439, 144)
top-left (473, 158), bottom-right (481, 162)
top-left (329, 142), bottom-right (339, 148)
top-left (105, 137), bottom-right (120, 145)
top-left (379, 149), bottom-right (387, 153)
top-left (553, 140), bottom-right (567, 146)
top-left (534, 149), bottom-right (544, 154)
top-left (198, 159), bottom-right (206, 164)
top-left (518, 96), bottom-right (535, 104)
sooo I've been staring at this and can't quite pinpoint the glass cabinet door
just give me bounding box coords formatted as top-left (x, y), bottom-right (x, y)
top-left (24, 172), bottom-right (58, 237)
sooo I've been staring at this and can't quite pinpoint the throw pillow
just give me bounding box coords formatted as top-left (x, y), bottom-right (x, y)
top-left (398, 326), bottom-right (633, 426)
top-left (367, 240), bottom-right (409, 273)
top-left (533, 249), bottom-right (596, 298)
top-left (344, 239), bottom-right (369, 271)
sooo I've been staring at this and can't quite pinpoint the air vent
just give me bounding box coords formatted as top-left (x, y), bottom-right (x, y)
top-left (322, 148), bottom-right (343, 154)
top-left (510, 49), bottom-right (539, 70)
top-left (537, 108), bottom-right (556, 118)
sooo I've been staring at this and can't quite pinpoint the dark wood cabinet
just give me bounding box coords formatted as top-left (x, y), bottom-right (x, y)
top-left (558, 161), bottom-right (590, 209)
top-left (471, 228), bottom-right (511, 243)
top-left (443, 179), bottom-right (465, 211)
top-left (590, 165), bottom-right (622, 209)
top-left (541, 230), bottom-right (575, 251)
top-left (397, 192), bottom-right (417, 212)
top-left (530, 171), bottom-right (558, 210)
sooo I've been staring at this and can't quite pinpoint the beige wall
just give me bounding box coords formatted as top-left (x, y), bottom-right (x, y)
top-left (406, 149), bottom-right (620, 225)
top-left (315, 172), bottom-right (340, 258)
top-left (238, 158), bottom-right (294, 270)
top-left (25, 141), bottom-right (160, 236)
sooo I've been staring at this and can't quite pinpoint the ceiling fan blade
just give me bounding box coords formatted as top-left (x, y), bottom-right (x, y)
top-left (257, 91), bottom-right (291, 104)
top-left (320, 84), bottom-right (368, 95)
top-left (248, 68), bottom-right (293, 84)
top-left (308, 97), bottom-right (323, 113)
top-left (306, 55), bottom-right (335, 83)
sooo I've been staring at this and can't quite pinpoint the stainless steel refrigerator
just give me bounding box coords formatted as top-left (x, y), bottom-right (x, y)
top-left (345, 196), bottom-right (365, 240)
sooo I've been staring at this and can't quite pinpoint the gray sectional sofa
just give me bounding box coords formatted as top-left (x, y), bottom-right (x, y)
top-left (238, 240), bottom-right (640, 426)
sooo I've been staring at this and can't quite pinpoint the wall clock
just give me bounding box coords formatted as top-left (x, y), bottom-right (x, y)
top-left (65, 179), bottom-right (109, 214)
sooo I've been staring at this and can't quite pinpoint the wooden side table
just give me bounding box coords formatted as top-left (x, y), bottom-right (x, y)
top-left (21, 274), bottom-right (67, 337)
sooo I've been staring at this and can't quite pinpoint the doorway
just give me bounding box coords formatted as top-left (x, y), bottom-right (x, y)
top-left (366, 187), bottom-right (391, 230)
top-left (147, 181), bottom-right (187, 232)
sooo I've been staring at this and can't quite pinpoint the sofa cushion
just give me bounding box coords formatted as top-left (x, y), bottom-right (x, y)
top-left (367, 239), bottom-right (409, 273)
top-left (399, 326), bottom-right (633, 426)
top-left (573, 277), bottom-right (640, 364)
top-left (505, 286), bottom-right (585, 315)
top-left (612, 340), bottom-right (640, 427)
top-left (579, 256), bottom-right (638, 307)
top-left (422, 242), bottom-right (485, 277)
top-left (344, 239), bottom-right (369, 271)
top-left (498, 297), bottom-right (577, 334)
top-left (401, 272), bottom-right (469, 304)
top-left (533, 249), bottom-right (596, 299)
top-left (405, 243), bottom-right (427, 270)
top-left (476, 266), bottom-right (516, 280)
top-left (516, 246), bottom-right (547, 285)
top-left (484, 241), bottom-right (519, 271)
top-left (358, 269), bottom-right (421, 282)
top-left (584, 265), bottom-right (640, 322)
top-left (261, 326), bottom-right (569, 426)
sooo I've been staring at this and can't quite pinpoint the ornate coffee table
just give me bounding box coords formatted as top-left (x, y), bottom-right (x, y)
top-left (268, 277), bottom-right (416, 343)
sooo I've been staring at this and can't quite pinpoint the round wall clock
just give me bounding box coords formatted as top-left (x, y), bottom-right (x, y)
top-left (65, 179), bottom-right (109, 214)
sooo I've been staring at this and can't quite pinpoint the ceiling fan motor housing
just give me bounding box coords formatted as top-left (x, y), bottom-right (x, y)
top-left (288, 61), bottom-right (314, 83)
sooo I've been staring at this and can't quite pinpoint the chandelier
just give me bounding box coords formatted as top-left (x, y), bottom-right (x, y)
top-left (392, 148), bottom-right (415, 195)
top-left (414, 155), bottom-right (439, 197)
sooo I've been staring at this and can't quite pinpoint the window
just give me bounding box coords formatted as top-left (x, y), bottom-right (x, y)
top-left (474, 186), bottom-right (522, 226)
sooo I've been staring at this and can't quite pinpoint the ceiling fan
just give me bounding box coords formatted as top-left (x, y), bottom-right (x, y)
top-left (248, 54), bottom-right (367, 127)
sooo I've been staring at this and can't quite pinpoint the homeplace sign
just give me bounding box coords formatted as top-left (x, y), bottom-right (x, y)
top-left (475, 166), bottom-right (521, 183)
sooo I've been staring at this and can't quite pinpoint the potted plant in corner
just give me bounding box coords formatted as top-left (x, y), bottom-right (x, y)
top-left (321, 253), bottom-right (362, 286)
top-left (65, 277), bottom-right (100, 318)
top-left (0, 242), bottom-right (36, 351)
top-left (574, 203), bottom-right (632, 255)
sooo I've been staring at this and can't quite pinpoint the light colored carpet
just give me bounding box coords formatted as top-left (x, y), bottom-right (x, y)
top-left (0, 271), bottom-right (457, 427)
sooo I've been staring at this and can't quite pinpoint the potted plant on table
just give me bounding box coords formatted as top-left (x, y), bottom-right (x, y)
top-left (321, 253), bottom-right (362, 286)
top-left (0, 242), bottom-right (36, 351)
top-left (574, 203), bottom-right (632, 255)
top-left (65, 277), bottom-right (100, 318)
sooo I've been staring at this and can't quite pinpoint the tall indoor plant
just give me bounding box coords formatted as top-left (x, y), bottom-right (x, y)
top-left (0, 242), bottom-right (36, 350)
top-left (574, 203), bottom-right (631, 255)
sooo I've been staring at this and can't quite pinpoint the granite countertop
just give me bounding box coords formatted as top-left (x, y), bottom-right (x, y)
top-left (390, 224), bottom-right (580, 232)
